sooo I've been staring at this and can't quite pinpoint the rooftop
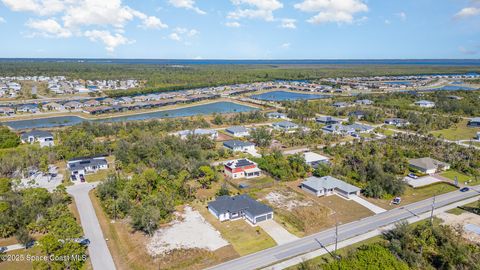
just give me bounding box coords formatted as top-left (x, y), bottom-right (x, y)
top-left (208, 194), bottom-right (272, 217)
top-left (223, 140), bottom-right (255, 149)
top-left (302, 176), bottom-right (360, 193)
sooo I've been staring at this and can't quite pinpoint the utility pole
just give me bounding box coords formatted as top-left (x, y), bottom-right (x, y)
top-left (430, 194), bottom-right (436, 226)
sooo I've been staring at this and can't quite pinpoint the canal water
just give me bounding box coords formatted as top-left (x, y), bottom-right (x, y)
top-left (250, 91), bottom-right (329, 101)
top-left (2, 101), bottom-right (257, 130)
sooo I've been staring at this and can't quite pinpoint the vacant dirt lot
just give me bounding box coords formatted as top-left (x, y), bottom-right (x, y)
top-left (438, 212), bottom-right (480, 244)
top-left (147, 206), bottom-right (229, 256)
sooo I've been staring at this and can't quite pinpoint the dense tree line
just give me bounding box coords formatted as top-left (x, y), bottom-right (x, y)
top-left (0, 126), bottom-right (20, 149)
top-left (0, 181), bottom-right (87, 269)
top-left (324, 134), bottom-right (480, 198)
top-left (384, 222), bottom-right (480, 269)
top-left (211, 111), bottom-right (268, 126)
top-left (97, 132), bottom-right (230, 234)
top-left (253, 151), bottom-right (309, 181)
top-left (2, 62), bottom-right (480, 97)
top-left (296, 221), bottom-right (480, 270)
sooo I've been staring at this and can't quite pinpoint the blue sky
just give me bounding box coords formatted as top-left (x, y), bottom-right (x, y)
top-left (0, 0), bottom-right (479, 59)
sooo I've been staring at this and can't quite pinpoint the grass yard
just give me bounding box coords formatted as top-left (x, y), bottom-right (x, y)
top-left (430, 120), bottom-right (480, 141)
top-left (285, 236), bottom-right (386, 270)
top-left (0, 246), bottom-right (43, 270)
top-left (282, 181), bottom-right (374, 233)
top-left (194, 202), bottom-right (276, 256)
top-left (440, 170), bottom-right (475, 185)
top-left (85, 156), bottom-right (116, 183)
top-left (90, 190), bottom-right (239, 270)
top-left (250, 184), bottom-right (331, 237)
top-left (366, 183), bottom-right (458, 210)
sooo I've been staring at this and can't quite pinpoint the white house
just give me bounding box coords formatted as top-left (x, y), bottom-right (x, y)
top-left (176, 129), bottom-right (218, 140)
top-left (223, 140), bottom-right (256, 152)
top-left (414, 100), bottom-right (435, 108)
top-left (21, 130), bottom-right (55, 147)
top-left (303, 152), bottom-right (330, 168)
top-left (266, 112), bottom-right (288, 119)
top-left (67, 156), bottom-right (108, 181)
top-left (208, 194), bottom-right (273, 225)
top-left (408, 157), bottom-right (450, 174)
top-left (225, 126), bottom-right (249, 137)
top-left (272, 121), bottom-right (299, 132)
top-left (224, 158), bottom-right (262, 179)
top-left (300, 176), bottom-right (361, 199)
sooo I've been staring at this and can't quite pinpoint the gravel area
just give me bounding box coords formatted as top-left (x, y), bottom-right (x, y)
top-left (147, 206), bottom-right (228, 256)
top-left (265, 191), bottom-right (313, 211)
top-left (438, 212), bottom-right (480, 243)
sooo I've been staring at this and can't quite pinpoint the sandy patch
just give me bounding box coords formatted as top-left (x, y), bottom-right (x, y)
top-left (147, 206), bottom-right (228, 256)
top-left (265, 191), bottom-right (313, 211)
top-left (437, 212), bottom-right (480, 243)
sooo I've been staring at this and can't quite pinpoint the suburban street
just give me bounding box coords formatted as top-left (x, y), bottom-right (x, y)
top-left (67, 183), bottom-right (116, 270)
top-left (208, 186), bottom-right (480, 270)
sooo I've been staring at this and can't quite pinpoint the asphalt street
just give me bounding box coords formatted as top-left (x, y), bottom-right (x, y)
top-left (208, 185), bottom-right (480, 270)
top-left (67, 183), bottom-right (116, 270)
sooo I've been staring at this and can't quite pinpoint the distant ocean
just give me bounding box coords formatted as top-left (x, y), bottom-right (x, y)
top-left (0, 58), bottom-right (480, 66)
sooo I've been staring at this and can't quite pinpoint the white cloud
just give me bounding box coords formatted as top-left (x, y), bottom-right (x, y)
top-left (0, 17), bottom-right (5, 23)
top-left (225, 21), bottom-right (241, 27)
top-left (169, 27), bottom-right (199, 42)
top-left (280, 42), bottom-right (290, 49)
top-left (1, 0), bottom-right (65, 16)
top-left (228, 0), bottom-right (283, 22)
top-left (455, 7), bottom-right (480, 19)
top-left (84, 30), bottom-right (132, 52)
top-left (280, 18), bottom-right (296, 29)
top-left (25, 18), bottom-right (72, 38)
top-left (396, 11), bottom-right (407, 21)
top-left (455, 0), bottom-right (480, 19)
top-left (168, 0), bottom-right (206, 15)
top-left (169, 32), bottom-right (181, 41)
top-left (1, 0), bottom-right (168, 51)
top-left (294, 0), bottom-right (368, 24)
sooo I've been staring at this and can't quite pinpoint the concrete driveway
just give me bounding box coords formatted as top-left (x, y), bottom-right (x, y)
top-left (349, 195), bottom-right (386, 214)
top-left (67, 183), bottom-right (116, 270)
top-left (258, 220), bottom-right (299, 245)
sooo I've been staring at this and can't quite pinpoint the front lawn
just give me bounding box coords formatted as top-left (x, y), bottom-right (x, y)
top-left (440, 170), bottom-right (472, 185)
top-left (430, 120), bottom-right (480, 141)
top-left (366, 183), bottom-right (458, 210)
top-left (194, 202), bottom-right (276, 256)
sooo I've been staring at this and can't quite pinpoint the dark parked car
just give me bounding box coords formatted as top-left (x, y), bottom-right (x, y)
top-left (25, 240), bottom-right (35, 249)
top-left (0, 246), bottom-right (7, 253)
top-left (460, 187), bottom-right (470, 192)
top-left (80, 175), bottom-right (85, 183)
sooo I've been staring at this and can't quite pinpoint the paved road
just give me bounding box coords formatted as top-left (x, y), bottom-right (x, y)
top-left (208, 186), bottom-right (480, 270)
top-left (67, 183), bottom-right (116, 270)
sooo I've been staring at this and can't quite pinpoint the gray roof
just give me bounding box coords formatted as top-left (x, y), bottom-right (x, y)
top-left (348, 123), bottom-right (374, 132)
top-left (68, 157), bottom-right (107, 171)
top-left (223, 140), bottom-right (255, 149)
top-left (21, 130), bottom-right (53, 140)
top-left (415, 100), bottom-right (435, 104)
top-left (226, 126), bottom-right (248, 134)
top-left (408, 157), bottom-right (449, 171)
top-left (178, 129), bottom-right (217, 136)
top-left (273, 121), bottom-right (298, 129)
top-left (208, 194), bottom-right (272, 217)
top-left (322, 124), bottom-right (355, 133)
top-left (267, 112), bottom-right (286, 117)
top-left (469, 117), bottom-right (480, 123)
top-left (302, 176), bottom-right (360, 193)
top-left (316, 116), bottom-right (340, 123)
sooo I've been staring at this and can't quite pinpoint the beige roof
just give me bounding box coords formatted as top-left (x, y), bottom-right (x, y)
top-left (408, 157), bottom-right (449, 171)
